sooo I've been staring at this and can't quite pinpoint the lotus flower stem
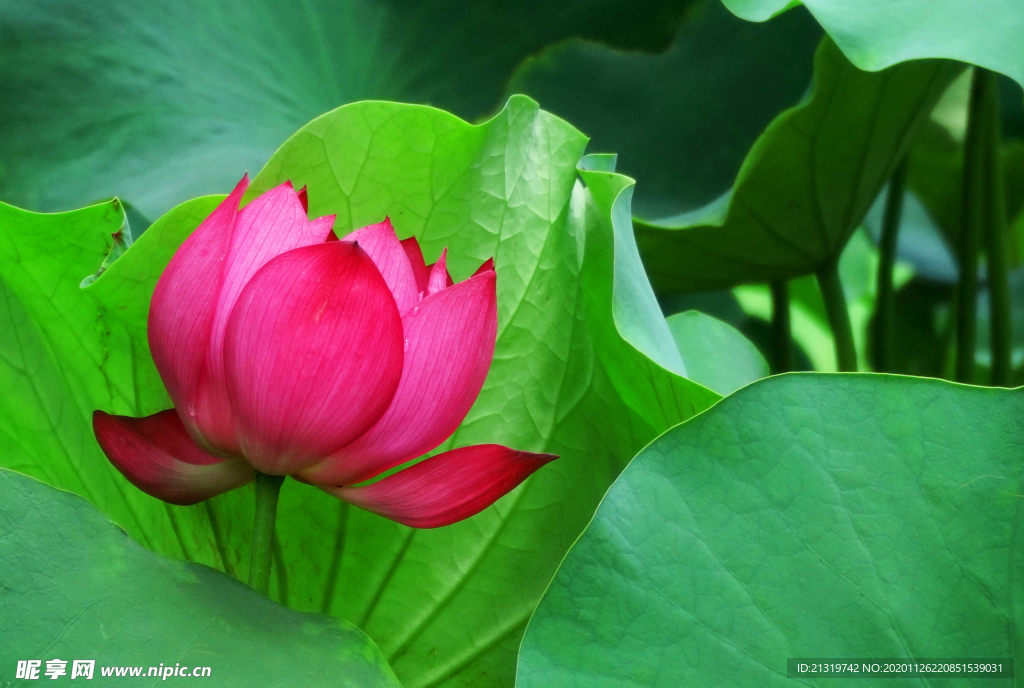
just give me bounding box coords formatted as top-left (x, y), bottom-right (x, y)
top-left (817, 262), bottom-right (857, 372)
top-left (872, 155), bottom-right (908, 373)
top-left (769, 280), bottom-right (791, 374)
top-left (977, 68), bottom-right (1012, 387)
top-left (955, 67), bottom-right (993, 383)
top-left (248, 471), bottom-right (285, 595)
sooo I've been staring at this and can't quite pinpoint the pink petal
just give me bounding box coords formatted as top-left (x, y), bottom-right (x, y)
top-left (192, 182), bottom-right (335, 454)
top-left (343, 219), bottom-right (420, 314)
top-left (223, 242), bottom-right (404, 475)
top-left (401, 237), bottom-right (430, 293)
top-left (300, 269), bottom-right (497, 486)
top-left (92, 410), bottom-right (254, 506)
top-left (309, 215), bottom-right (336, 237)
top-left (297, 185), bottom-right (309, 213)
top-left (149, 175), bottom-right (248, 449)
top-left (426, 248), bottom-right (450, 296)
top-left (327, 445), bottom-right (557, 528)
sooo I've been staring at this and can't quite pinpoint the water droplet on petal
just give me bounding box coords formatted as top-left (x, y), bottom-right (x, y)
top-left (187, 403), bottom-right (197, 417)
top-left (404, 339), bottom-right (410, 352)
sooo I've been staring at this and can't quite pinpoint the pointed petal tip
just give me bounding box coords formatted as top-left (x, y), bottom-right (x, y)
top-left (426, 248), bottom-right (450, 295)
top-left (258, 179), bottom-right (302, 202)
top-left (343, 218), bottom-right (420, 313)
top-left (297, 185), bottom-right (309, 213)
top-left (473, 257), bottom-right (495, 276)
top-left (225, 175), bottom-right (250, 208)
top-left (327, 444), bottom-right (557, 528)
top-left (309, 214), bottom-right (336, 236)
top-left (465, 263), bottom-right (497, 293)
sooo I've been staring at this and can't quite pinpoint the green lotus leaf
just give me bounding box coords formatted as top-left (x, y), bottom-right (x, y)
top-left (518, 373), bottom-right (1024, 687)
top-left (667, 311), bottom-right (768, 395)
top-left (0, 469), bottom-right (401, 687)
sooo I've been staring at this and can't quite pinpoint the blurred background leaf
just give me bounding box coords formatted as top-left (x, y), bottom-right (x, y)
top-left (632, 42), bottom-right (960, 293)
top-left (507, 0), bottom-right (820, 219)
top-left (0, 0), bottom-right (695, 219)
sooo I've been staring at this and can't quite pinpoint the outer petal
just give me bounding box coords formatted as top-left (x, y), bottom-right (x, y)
top-left (92, 410), bottom-right (254, 506)
top-left (191, 183), bottom-right (335, 454)
top-left (300, 268), bottom-right (497, 486)
top-left (223, 241), bottom-right (404, 475)
top-left (148, 175), bottom-right (248, 437)
top-left (344, 219), bottom-right (420, 314)
top-left (400, 237), bottom-right (430, 294)
top-left (327, 445), bottom-right (557, 528)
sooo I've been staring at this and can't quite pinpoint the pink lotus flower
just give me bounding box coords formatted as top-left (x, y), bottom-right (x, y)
top-left (93, 176), bottom-right (556, 528)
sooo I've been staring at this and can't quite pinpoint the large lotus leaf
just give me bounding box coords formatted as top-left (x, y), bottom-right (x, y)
top-left (0, 198), bottom-right (226, 558)
top-left (722, 0), bottom-right (1024, 88)
top-left (0, 0), bottom-right (692, 220)
top-left (1, 97), bottom-right (719, 688)
top-left (517, 374), bottom-right (1024, 687)
top-left (507, 0), bottom-right (820, 219)
top-left (0, 469), bottom-right (400, 687)
top-left (635, 38), bottom-right (960, 293)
